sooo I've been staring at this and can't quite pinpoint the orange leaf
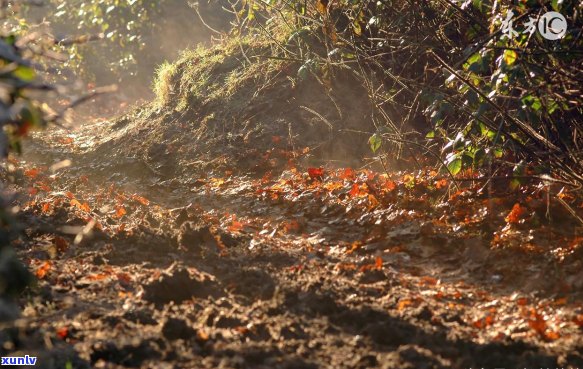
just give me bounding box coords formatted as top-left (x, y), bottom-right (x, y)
top-left (56, 327), bottom-right (69, 339)
top-left (24, 168), bottom-right (40, 179)
top-left (70, 199), bottom-right (90, 212)
top-left (527, 309), bottom-right (548, 336)
top-left (36, 261), bottom-right (52, 279)
top-left (346, 241), bottom-right (361, 255)
top-left (229, 220), bottom-right (244, 233)
top-left (88, 273), bottom-right (108, 281)
top-left (65, 191), bottom-right (75, 199)
top-left (197, 330), bottom-right (210, 342)
top-left (115, 206), bottom-right (126, 218)
top-left (316, 0), bottom-right (327, 13)
top-left (420, 276), bottom-right (438, 286)
top-left (375, 256), bottom-right (383, 270)
top-left (505, 203), bottom-right (526, 224)
top-left (308, 167), bottom-right (325, 179)
top-left (349, 183), bottom-right (360, 197)
top-left (435, 178), bottom-right (448, 189)
top-left (517, 297), bottom-right (529, 306)
top-left (573, 314), bottom-right (583, 327)
top-left (544, 330), bottom-right (560, 341)
top-left (398, 299), bottom-right (412, 311)
top-left (272, 135), bottom-right (282, 144)
top-left (283, 220), bottom-right (300, 233)
top-left (338, 168), bottom-right (355, 180)
top-left (383, 179), bottom-right (397, 192)
top-left (349, 183), bottom-right (369, 197)
top-left (41, 202), bottom-right (51, 213)
top-left (131, 194), bottom-right (150, 206)
top-left (473, 315), bottom-right (495, 329)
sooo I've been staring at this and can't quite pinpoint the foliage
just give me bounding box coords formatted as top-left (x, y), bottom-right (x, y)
top-left (240, 0), bottom-right (583, 186)
top-left (24, 0), bottom-right (211, 95)
top-left (0, 33), bottom-right (47, 316)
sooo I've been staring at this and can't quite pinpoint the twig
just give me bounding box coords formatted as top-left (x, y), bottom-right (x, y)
top-left (47, 84), bottom-right (118, 123)
top-left (189, 2), bottom-right (224, 35)
top-left (556, 196), bottom-right (583, 226)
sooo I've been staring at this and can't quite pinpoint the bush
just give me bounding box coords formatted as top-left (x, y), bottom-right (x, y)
top-left (244, 0), bottom-right (583, 185)
top-left (0, 29), bottom-right (49, 320)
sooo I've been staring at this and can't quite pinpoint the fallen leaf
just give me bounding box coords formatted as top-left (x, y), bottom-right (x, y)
top-left (398, 299), bottom-right (412, 311)
top-left (131, 194), bottom-right (150, 206)
top-left (87, 273), bottom-right (109, 281)
top-left (229, 220), bottom-right (244, 233)
top-left (420, 276), bottom-right (438, 286)
top-left (435, 178), bottom-right (448, 189)
top-left (505, 203), bottom-right (526, 224)
top-left (473, 315), bottom-right (495, 329)
top-left (517, 297), bottom-right (529, 306)
top-left (115, 206), bottom-right (126, 218)
top-left (36, 261), bottom-right (52, 279)
top-left (383, 180), bottom-right (397, 192)
top-left (24, 168), bottom-right (40, 179)
top-left (375, 256), bottom-right (383, 270)
top-left (338, 168), bottom-right (355, 180)
top-left (308, 167), bottom-right (325, 179)
top-left (56, 327), bottom-right (69, 340)
top-left (197, 330), bottom-right (209, 342)
top-left (41, 202), bottom-right (51, 213)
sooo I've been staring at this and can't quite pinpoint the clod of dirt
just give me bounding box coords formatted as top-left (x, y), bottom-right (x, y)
top-left (122, 309), bottom-right (157, 325)
top-left (90, 339), bottom-right (163, 367)
top-left (161, 317), bottom-right (196, 341)
top-left (176, 221), bottom-right (219, 253)
top-left (142, 264), bottom-right (221, 305)
top-left (379, 345), bottom-right (451, 369)
top-left (223, 268), bottom-right (276, 301)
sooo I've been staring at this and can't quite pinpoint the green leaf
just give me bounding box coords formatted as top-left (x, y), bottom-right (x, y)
top-left (425, 130), bottom-right (435, 139)
top-left (13, 66), bottom-right (35, 82)
top-left (503, 49), bottom-right (517, 66)
top-left (509, 178), bottom-right (521, 190)
top-left (447, 156), bottom-right (462, 175)
top-left (352, 21), bottom-right (362, 36)
top-left (368, 134), bottom-right (382, 153)
top-left (473, 148), bottom-right (486, 167)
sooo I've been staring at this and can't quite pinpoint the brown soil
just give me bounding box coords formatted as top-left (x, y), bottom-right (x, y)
top-left (2, 40), bottom-right (583, 368)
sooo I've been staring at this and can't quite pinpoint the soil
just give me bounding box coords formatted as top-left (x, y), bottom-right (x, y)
top-left (2, 42), bottom-right (583, 369)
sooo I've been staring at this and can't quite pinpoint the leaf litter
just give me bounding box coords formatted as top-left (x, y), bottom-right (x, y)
top-left (4, 130), bottom-right (583, 368)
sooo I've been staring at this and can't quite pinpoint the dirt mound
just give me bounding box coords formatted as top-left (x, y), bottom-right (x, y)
top-left (71, 34), bottom-right (376, 180)
top-left (142, 263), bottom-right (222, 305)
